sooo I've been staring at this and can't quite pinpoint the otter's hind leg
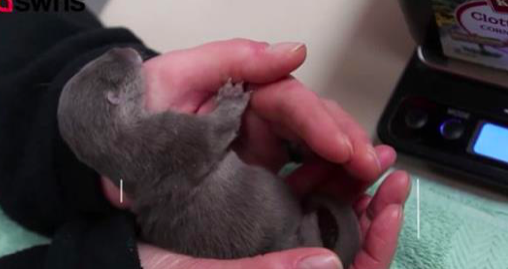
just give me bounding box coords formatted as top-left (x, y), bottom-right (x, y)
top-left (299, 196), bottom-right (361, 268)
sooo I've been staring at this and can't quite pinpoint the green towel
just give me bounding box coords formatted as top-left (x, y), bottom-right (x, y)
top-left (1, 169), bottom-right (508, 269)
top-left (0, 208), bottom-right (49, 257)
top-left (377, 172), bottom-right (508, 269)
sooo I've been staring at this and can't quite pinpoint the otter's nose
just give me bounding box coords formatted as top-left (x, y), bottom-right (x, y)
top-left (110, 48), bottom-right (143, 64)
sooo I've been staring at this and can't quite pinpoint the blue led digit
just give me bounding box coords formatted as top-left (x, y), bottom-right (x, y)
top-left (473, 123), bottom-right (508, 164)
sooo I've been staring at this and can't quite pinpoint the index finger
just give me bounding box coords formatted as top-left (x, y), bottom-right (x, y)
top-left (143, 39), bottom-right (307, 114)
top-left (251, 78), bottom-right (354, 164)
top-left (145, 38), bottom-right (307, 92)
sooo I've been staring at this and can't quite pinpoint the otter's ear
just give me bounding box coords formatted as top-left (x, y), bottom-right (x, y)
top-left (106, 91), bottom-right (122, 105)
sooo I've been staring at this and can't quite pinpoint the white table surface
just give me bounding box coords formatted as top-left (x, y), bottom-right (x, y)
top-left (100, 0), bottom-right (508, 201)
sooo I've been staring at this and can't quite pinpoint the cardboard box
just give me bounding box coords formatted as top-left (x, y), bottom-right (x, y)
top-left (433, 0), bottom-right (508, 71)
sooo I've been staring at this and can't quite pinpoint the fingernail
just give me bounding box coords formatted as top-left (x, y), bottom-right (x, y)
top-left (405, 174), bottom-right (412, 201)
top-left (291, 43), bottom-right (306, 53)
top-left (368, 145), bottom-right (382, 172)
top-left (297, 254), bottom-right (343, 269)
top-left (268, 42), bottom-right (305, 53)
top-left (339, 135), bottom-right (354, 160)
top-left (393, 205), bottom-right (403, 220)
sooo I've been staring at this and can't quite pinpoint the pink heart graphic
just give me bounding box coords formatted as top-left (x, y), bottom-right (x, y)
top-left (0, 0), bottom-right (13, 13)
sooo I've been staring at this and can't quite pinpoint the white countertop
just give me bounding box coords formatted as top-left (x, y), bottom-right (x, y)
top-left (100, 0), bottom-right (508, 200)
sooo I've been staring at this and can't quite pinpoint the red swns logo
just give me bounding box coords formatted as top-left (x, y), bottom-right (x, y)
top-left (0, 0), bottom-right (85, 13)
top-left (0, 0), bottom-right (14, 13)
top-left (489, 0), bottom-right (508, 13)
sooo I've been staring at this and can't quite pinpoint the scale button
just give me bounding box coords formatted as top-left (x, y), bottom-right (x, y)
top-left (440, 119), bottom-right (465, 140)
top-left (405, 109), bottom-right (428, 129)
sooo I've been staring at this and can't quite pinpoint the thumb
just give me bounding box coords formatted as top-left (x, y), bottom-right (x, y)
top-left (139, 244), bottom-right (343, 269)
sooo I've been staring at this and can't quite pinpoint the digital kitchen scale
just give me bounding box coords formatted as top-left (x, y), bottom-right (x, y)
top-left (378, 0), bottom-right (508, 188)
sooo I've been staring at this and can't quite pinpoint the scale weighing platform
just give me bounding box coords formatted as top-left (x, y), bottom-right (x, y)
top-left (378, 0), bottom-right (508, 189)
top-left (378, 47), bottom-right (508, 189)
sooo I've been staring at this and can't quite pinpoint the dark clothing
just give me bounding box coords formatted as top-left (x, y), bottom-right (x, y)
top-left (0, 11), bottom-right (157, 268)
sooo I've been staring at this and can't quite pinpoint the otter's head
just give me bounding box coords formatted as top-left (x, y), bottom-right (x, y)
top-left (57, 48), bottom-right (144, 178)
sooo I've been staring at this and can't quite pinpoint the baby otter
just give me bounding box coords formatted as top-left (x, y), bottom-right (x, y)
top-left (57, 48), bottom-right (361, 266)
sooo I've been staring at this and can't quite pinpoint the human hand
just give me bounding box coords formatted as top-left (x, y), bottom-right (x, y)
top-left (142, 38), bottom-right (393, 192)
top-left (102, 38), bottom-right (410, 269)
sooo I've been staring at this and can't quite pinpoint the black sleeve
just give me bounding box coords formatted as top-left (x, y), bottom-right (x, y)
top-left (0, 214), bottom-right (140, 269)
top-left (0, 11), bottom-right (158, 268)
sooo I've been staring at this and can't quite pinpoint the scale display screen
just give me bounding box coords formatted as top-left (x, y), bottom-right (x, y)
top-left (472, 123), bottom-right (508, 164)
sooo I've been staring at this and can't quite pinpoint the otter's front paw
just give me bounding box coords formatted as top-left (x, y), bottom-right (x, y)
top-left (215, 80), bottom-right (251, 114)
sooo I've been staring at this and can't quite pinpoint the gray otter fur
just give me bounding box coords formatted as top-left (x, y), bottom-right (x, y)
top-left (57, 48), bottom-right (361, 266)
